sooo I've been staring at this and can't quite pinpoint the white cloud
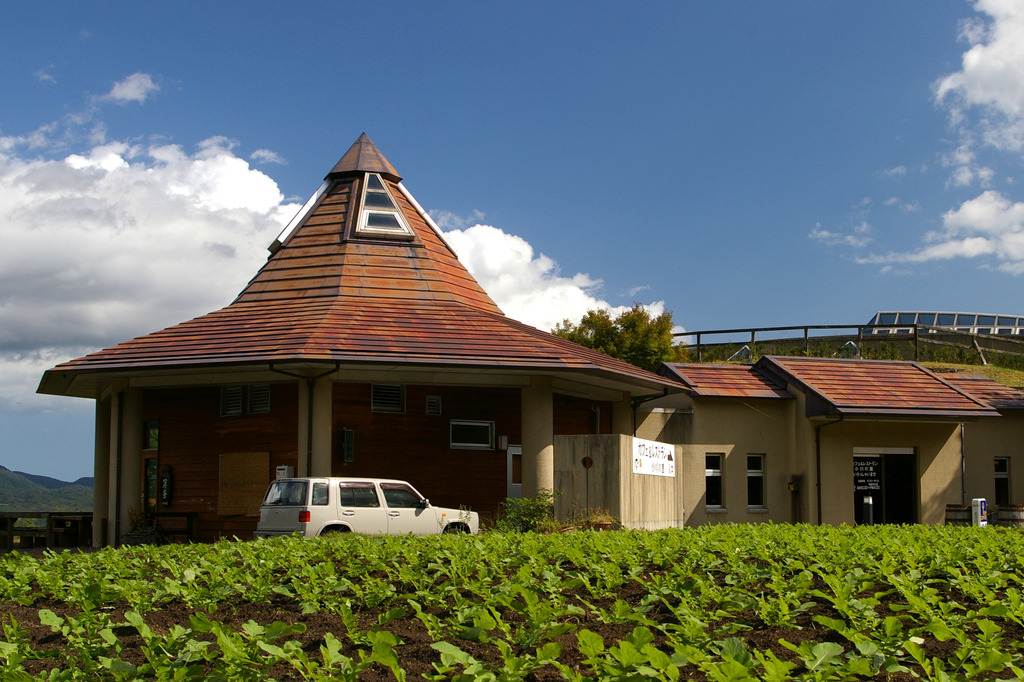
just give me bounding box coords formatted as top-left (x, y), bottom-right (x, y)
top-left (809, 221), bottom-right (872, 249)
top-left (102, 72), bottom-right (159, 105)
top-left (440, 222), bottom-right (665, 332)
top-left (0, 138), bottom-right (298, 411)
top-left (251, 149), bottom-right (287, 165)
top-left (859, 190), bottom-right (1024, 273)
top-left (35, 67), bottom-right (56, 84)
top-left (933, 0), bottom-right (1024, 187)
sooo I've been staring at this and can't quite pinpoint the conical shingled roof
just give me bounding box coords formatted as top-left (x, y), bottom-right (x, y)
top-left (237, 134), bottom-right (501, 314)
top-left (328, 132), bottom-right (401, 181)
top-left (38, 135), bottom-right (678, 399)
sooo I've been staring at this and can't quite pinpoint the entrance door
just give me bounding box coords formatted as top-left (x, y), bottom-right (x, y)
top-left (854, 450), bottom-right (917, 524)
top-left (507, 445), bottom-right (522, 498)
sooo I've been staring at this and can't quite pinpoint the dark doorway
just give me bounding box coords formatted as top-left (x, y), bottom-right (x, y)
top-left (854, 452), bottom-right (917, 524)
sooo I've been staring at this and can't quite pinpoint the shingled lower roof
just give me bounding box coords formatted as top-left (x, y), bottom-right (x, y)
top-left (658, 363), bottom-right (790, 398)
top-left (39, 135), bottom-right (677, 399)
top-left (42, 298), bottom-right (669, 379)
top-left (941, 373), bottom-right (1024, 410)
top-left (758, 356), bottom-right (997, 419)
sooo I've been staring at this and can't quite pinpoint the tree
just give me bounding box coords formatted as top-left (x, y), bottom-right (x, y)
top-left (552, 304), bottom-right (688, 371)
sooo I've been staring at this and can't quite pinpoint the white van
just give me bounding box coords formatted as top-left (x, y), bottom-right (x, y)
top-left (254, 477), bottom-right (479, 537)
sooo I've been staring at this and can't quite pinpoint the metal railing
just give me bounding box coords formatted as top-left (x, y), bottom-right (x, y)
top-left (674, 324), bottom-right (1024, 363)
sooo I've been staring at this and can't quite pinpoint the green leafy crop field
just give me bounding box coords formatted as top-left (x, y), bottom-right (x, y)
top-left (1, 524), bottom-right (1022, 680)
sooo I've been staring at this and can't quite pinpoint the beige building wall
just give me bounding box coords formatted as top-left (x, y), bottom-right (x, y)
top-left (633, 388), bottom-right (970, 528)
top-left (962, 413), bottom-right (1024, 507)
top-left (814, 420), bottom-right (962, 525)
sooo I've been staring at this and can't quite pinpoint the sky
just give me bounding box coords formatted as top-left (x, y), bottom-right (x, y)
top-left (3, 0), bottom-right (1024, 480)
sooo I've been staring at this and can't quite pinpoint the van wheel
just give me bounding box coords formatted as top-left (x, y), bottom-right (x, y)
top-left (443, 524), bottom-right (468, 534)
top-left (320, 526), bottom-right (350, 536)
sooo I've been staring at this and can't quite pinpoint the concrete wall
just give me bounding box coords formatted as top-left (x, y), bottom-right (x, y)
top-left (553, 434), bottom-right (682, 529)
top-left (635, 392), bottom-right (967, 527)
top-left (963, 412), bottom-right (1024, 506)
top-left (638, 398), bottom-right (798, 525)
top-left (816, 420), bottom-right (961, 525)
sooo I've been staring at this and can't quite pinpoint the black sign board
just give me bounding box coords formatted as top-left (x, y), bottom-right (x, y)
top-left (854, 456), bottom-right (881, 492)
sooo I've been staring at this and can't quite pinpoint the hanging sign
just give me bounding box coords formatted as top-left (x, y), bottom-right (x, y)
top-left (632, 438), bottom-right (675, 477)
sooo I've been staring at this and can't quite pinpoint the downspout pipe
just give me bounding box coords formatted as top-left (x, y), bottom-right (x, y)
top-left (960, 423), bottom-right (967, 505)
top-left (814, 415), bottom-right (844, 525)
top-left (114, 391), bottom-right (124, 547)
top-left (630, 389), bottom-right (670, 436)
top-left (270, 363), bottom-right (339, 475)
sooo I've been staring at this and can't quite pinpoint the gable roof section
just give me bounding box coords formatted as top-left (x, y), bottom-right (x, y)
top-left (39, 134), bottom-right (678, 399)
top-left (658, 363), bottom-right (790, 398)
top-left (941, 373), bottom-right (1024, 411)
top-left (758, 356), bottom-right (997, 419)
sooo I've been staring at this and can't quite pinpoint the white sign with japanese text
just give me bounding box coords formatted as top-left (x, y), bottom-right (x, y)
top-left (632, 438), bottom-right (676, 477)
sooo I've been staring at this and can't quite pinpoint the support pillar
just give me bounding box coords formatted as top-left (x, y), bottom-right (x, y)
top-left (521, 376), bottom-right (554, 497)
top-left (310, 376), bottom-right (333, 476)
top-left (109, 387), bottom-right (143, 546)
top-left (611, 398), bottom-right (633, 435)
top-left (93, 397), bottom-right (111, 547)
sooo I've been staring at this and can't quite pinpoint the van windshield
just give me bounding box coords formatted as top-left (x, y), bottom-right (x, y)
top-left (263, 480), bottom-right (308, 506)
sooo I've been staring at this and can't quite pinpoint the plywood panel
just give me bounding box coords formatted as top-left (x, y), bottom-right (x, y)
top-left (218, 452), bottom-right (270, 517)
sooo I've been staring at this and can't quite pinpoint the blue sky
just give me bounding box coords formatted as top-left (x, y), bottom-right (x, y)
top-left (3, 1), bottom-right (1024, 479)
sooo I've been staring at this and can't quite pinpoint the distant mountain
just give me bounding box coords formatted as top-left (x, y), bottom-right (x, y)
top-left (12, 469), bottom-right (94, 490)
top-left (0, 466), bottom-right (93, 512)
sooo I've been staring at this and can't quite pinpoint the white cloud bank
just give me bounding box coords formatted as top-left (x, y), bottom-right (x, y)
top-left (0, 135), bottom-right (298, 411)
top-left (440, 224), bottom-right (667, 333)
top-left (0, 103), bottom-right (660, 412)
top-left (824, 1), bottom-right (1024, 274)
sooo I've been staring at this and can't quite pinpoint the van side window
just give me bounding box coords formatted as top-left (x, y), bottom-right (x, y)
top-left (380, 482), bottom-right (422, 508)
top-left (311, 481), bottom-right (329, 505)
top-left (339, 482), bottom-right (380, 508)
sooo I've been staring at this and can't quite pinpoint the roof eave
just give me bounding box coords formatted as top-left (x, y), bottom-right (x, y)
top-left (809, 407), bottom-right (999, 421)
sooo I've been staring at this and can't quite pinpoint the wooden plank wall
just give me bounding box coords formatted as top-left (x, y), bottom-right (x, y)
top-left (142, 384), bottom-right (298, 542)
top-left (140, 382), bottom-right (614, 539)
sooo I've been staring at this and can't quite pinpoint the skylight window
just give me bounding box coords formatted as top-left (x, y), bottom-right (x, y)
top-left (356, 173), bottom-right (413, 239)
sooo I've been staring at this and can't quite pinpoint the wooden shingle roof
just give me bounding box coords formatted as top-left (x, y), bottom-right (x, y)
top-left (758, 356), bottom-right (997, 419)
top-left (658, 363), bottom-right (790, 398)
top-left (941, 373), bottom-right (1024, 410)
top-left (39, 134), bottom-right (677, 399)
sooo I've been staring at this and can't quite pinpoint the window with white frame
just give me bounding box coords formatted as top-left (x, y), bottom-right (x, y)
top-left (356, 173), bottom-right (414, 239)
top-left (995, 457), bottom-right (1011, 506)
top-left (747, 454), bottom-right (766, 509)
top-left (450, 420), bottom-right (495, 450)
top-left (705, 454), bottom-right (724, 508)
